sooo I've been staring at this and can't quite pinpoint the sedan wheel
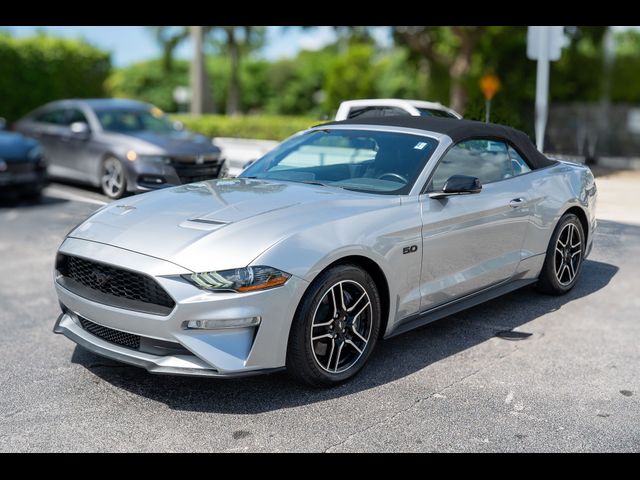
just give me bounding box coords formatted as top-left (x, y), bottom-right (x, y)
top-left (287, 264), bottom-right (381, 387)
top-left (101, 157), bottom-right (127, 199)
top-left (537, 213), bottom-right (585, 295)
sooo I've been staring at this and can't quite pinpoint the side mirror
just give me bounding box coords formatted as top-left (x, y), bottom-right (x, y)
top-left (429, 175), bottom-right (482, 199)
top-left (173, 120), bottom-right (184, 131)
top-left (70, 121), bottom-right (91, 139)
top-left (0, 117), bottom-right (6, 130)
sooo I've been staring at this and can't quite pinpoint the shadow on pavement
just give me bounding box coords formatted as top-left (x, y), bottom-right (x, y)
top-left (47, 178), bottom-right (105, 196)
top-left (0, 194), bottom-right (67, 209)
top-left (71, 258), bottom-right (618, 414)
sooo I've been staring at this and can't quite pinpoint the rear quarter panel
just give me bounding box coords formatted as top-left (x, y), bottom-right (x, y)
top-left (521, 161), bottom-right (596, 269)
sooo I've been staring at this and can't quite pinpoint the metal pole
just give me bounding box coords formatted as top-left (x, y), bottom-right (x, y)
top-left (485, 99), bottom-right (491, 123)
top-left (534, 26), bottom-right (549, 152)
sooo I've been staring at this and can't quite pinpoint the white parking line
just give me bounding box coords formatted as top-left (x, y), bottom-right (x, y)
top-left (45, 186), bottom-right (108, 206)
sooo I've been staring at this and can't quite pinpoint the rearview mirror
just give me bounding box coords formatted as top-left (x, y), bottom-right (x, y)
top-left (429, 175), bottom-right (482, 199)
top-left (70, 121), bottom-right (91, 139)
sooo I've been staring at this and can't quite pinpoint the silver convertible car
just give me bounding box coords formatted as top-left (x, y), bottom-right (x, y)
top-left (53, 116), bottom-right (597, 386)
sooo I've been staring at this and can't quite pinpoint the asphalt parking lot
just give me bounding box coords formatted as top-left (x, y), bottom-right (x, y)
top-left (0, 174), bottom-right (639, 452)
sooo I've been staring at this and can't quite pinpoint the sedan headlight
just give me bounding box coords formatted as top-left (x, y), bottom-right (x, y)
top-left (184, 266), bottom-right (291, 293)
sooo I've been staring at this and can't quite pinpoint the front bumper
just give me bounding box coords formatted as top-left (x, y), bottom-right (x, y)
top-left (0, 168), bottom-right (47, 193)
top-left (124, 157), bottom-right (227, 193)
top-left (54, 237), bottom-right (308, 377)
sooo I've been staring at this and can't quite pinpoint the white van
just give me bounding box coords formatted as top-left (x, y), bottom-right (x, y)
top-left (335, 98), bottom-right (462, 121)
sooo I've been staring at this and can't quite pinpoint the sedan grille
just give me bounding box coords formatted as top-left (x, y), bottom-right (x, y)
top-left (56, 254), bottom-right (175, 316)
top-left (170, 157), bottom-right (222, 184)
top-left (79, 317), bottom-right (141, 350)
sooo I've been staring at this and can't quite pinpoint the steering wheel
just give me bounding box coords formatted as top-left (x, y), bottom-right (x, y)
top-left (377, 172), bottom-right (408, 184)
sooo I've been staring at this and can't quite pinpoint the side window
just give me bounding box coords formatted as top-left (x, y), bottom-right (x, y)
top-left (35, 109), bottom-right (66, 125)
top-left (508, 145), bottom-right (532, 176)
top-left (65, 109), bottom-right (88, 126)
top-left (428, 139), bottom-right (512, 192)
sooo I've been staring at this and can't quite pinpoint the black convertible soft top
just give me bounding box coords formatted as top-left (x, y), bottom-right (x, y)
top-left (319, 116), bottom-right (557, 170)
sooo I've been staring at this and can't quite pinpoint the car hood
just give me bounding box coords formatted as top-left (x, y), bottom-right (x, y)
top-left (69, 178), bottom-right (396, 273)
top-left (0, 131), bottom-right (39, 160)
top-left (103, 130), bottom-right (220, 156)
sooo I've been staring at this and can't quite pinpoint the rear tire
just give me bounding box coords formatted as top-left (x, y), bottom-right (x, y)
top-left (286, 264), bottom-right (381, 387)
top-left (536, 213), bottom-right (585, 295)
top-left (100, 156), bottom-right (127, 200)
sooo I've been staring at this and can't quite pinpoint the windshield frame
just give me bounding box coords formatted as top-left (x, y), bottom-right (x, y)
top-left (240, 125), bottom-right (446, 196)
top-left (94, 108), bottom-right (177, 134)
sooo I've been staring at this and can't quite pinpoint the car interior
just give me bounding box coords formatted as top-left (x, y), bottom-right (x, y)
top-left (245, 131), bottom-right (438, 194)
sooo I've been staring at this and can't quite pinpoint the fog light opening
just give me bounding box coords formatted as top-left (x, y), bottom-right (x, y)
top-left (185, 317), bottom-right (261, 330)
top-left (139, 175), bottom-right (166, 185)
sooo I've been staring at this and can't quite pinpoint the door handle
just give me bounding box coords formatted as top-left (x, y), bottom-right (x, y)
top-left (509, 197), bottom-right (526, 208)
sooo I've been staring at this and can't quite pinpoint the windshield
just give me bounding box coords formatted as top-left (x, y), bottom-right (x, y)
top-left (96, 108), bottom-right (175, 133)
top-left (417, 108), bottom-right (457, 119)
top-left (240, 129), bottom-right (438, 195)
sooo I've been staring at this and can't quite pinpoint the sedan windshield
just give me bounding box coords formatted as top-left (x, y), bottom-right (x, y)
top-left (96, 108), bottom-right (175, 133)
top-left (240, 129), bottom-right (438, 195)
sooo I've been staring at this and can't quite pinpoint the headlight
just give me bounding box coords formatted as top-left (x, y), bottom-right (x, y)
top-left (184, 266), bottom-right (291, 293)
top-left (27, 145), bottom-right (43, 161)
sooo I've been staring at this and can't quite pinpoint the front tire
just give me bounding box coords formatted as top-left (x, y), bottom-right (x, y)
top-left (286, 264), bottom-right (381, 387)
top-left (100, 156), bottom-right (127, 200)
top-left (537, 213), bottom-right (585, 295)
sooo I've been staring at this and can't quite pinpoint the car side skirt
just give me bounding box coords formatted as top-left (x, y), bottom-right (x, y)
top-left (385, 278), bottom-right (537, 339)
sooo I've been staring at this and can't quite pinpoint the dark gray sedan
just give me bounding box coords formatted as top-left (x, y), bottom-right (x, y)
top-left (15, 99), bottom-right (226, 199)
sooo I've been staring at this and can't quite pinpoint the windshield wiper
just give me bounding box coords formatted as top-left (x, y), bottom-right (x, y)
top-left (301, 180), bottom-right (344, 189)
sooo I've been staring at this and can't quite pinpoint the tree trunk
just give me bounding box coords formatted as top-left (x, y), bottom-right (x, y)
top-left (190, 26), bottom-right (216, 115)
top-left (448, 36), bottom-right (474, 114)
top-left (226, 27), bottom-right (241, 116)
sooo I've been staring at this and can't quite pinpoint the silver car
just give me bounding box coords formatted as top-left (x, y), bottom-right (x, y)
top-left (15, 99), bottom-right (225, 199)
top-left (53, 116), bottom-right (597, 386)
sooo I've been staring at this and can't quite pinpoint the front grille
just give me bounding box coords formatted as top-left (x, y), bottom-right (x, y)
top-left (170, 158), bottom-right (222, 184)
top-left (3, 161), bottom-right (38, 174)
top-left (56, 254), bottom-right (175, 316)
top-left (79, 316), bottom-right (141, 350)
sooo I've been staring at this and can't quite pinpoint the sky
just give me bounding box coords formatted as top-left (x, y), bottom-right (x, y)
top-left (7, 26), bottom-right (635, 68)
top-left (6, 26), bottom-right (391, 67)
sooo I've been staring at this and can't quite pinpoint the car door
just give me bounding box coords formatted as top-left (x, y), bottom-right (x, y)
top-left (24, 108), bottom-right (71, 177)
top-left (418, 138), bottom-right (532, 311)
top-left (57, 107), bottom-right (99, 183)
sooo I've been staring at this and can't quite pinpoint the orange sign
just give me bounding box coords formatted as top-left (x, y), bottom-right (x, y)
top-left (480, 73), bottom-right (501, 100)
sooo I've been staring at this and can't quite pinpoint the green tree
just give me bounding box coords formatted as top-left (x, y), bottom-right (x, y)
top-left (107, 59), bottom-right (189, 112)
top-left (214, 27), bottom-right (265, 115)
top-left (263, 46), bottom-right (337, 117)
top-left (0, 34), bottom-right (111, 122)
top-left (146, 26), bottom-right (189, 73)
top-left (393, 26), bottom-right (486, 114)
top-left (323, 43), bottom-right (377, 113)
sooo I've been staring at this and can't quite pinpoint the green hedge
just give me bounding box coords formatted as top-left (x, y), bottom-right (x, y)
top-left (172, 114), bottom-right (323, 141)
top-left (0, 34), bottom-right (111, 122)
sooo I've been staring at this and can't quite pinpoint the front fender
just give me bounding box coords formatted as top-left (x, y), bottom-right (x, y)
top-left (251, 198), bottom-right (424, 336)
